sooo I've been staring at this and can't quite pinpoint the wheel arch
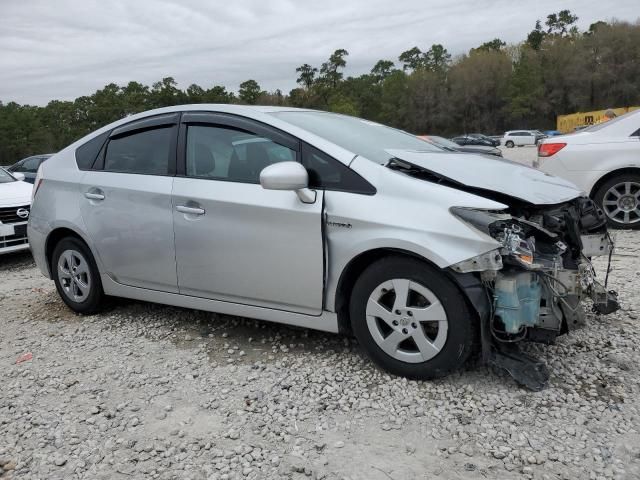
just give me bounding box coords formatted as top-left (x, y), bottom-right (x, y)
top-left (589, 167), bottom-right (640, 199)
top-left (45, 227), bottom-right (94, 275)
top-left (334, 247), bottom-right (484, 336)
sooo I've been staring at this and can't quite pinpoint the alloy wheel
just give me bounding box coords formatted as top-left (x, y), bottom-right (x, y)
top-left (365, 278), bottom-right (448, 364)
top-left (602, 181), bottom-right (640, 225)
top-left (57, 249), bottom-right (92, 303)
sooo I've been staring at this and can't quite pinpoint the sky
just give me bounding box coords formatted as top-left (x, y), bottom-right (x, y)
top-left (1, 0), bottom-right (638, 106)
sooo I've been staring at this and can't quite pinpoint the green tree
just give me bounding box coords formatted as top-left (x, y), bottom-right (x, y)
top-left (473, 38), bottom-right (506, 53)
top-left (399, 47), bottom-right (424, 71)
top-left (545, 9), bottom-right (579, 35)
top-left (507, 47), bottom-right (546, 125)
top-left (526, 20), bottom-right (545, 50)
top-left (238, 79), bottom-right (263, 105)
top-left (424, 44), bottom-right (451, 73)
top-left (296, 64), bottom-right (318, 90)
top-left (150, 77), bottom-right (186, 107)
top-left (319, 49), bottom-right (349, 88)
top-left (371, 60), bottom-right (395, 82)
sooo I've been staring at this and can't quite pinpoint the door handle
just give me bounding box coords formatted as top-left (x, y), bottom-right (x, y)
top-left (84, 192), bottom-right (105, 201)
top-left (176, 205), bottom-right (205, 215)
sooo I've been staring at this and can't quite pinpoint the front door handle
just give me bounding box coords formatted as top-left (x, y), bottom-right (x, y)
top-left (84, 192), bottom-right (105, 201)
top-left (176, 205), bottom-right (205, 215)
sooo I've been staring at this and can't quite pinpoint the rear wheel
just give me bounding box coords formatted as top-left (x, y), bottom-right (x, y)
top-left (505, 140), bottom-right (514, 148)
top-left (52, 237), bottom-right (105, 314)
top-left (349, 256), bottom-right (475, 380)
top-left (594, 173), bottom-right (640, 229)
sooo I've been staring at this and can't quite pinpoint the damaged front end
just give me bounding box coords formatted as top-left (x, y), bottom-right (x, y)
top-left (450, 198), bottom-right (619, 391)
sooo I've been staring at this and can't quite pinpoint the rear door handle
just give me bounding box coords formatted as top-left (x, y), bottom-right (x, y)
top-left (84, 192), bottom-right (105, 201)
top-left (176, 205), bottom-right (205, 215)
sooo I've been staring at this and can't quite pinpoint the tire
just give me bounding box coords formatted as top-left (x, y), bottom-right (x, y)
top-left (349, 256), bottom-right (475, 380)
top-left (593, 173), bottom-right (640, 229)
top-left (51, 237), bottom-right (105, 314)
top-left (505, 141), bottom-right (514, 148)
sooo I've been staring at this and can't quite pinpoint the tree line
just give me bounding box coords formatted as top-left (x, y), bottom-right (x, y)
top-left (1, 10), bottom-right (639, 165)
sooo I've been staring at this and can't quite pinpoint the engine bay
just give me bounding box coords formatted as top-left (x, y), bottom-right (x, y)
top-left (451, 197), bottom-right (619, 390)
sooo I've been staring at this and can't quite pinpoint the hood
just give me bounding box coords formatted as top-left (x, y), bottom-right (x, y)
top-left (385, 149), bottom-right (583, 205)
top-left (0, 180), bottom-right (32, 208)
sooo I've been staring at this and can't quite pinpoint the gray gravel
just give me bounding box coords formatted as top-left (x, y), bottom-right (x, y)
top-left (1, 231), bottom-right (640, 480)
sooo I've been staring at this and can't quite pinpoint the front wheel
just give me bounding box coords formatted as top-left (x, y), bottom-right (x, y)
top-left (505, 140), bottom-right (514, 148)
top-left (52, 237), bottom-right (105, 314)
top-left (349, 256), bottom-right (475, 380)
top-left (594, 174), bottom-right (640, 229)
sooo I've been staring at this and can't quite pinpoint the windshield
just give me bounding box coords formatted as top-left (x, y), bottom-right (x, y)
top-left (428, 135), bottom-right (461, 149)
top-left (0, 168), bottom-right (16, 184)
top-left (269, 111), bottom-right (443, 164)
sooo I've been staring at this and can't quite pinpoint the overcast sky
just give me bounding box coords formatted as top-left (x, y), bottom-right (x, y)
top-left (1, 0), bottom-right (638, 106)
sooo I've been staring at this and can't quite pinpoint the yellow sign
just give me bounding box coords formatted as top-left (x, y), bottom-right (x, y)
top-left (557, 106), bottom-right (640, 133)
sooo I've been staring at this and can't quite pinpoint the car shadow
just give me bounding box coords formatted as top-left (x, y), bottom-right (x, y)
top-left (0, 250), bottom-right (35, 272)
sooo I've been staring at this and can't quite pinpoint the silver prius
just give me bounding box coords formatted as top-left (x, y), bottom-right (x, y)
top-left (28, 105), bottom-right (619, 388)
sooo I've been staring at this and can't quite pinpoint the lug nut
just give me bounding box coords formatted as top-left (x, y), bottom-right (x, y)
top-left (407, 311), bottom-right (413, 317)
top-left (392, 320), bottom-right (399, 326)
top-left (412, 323), bottom-right (417, 329)
top-left (395, 309), bottom-right (401, 315)
top-left (402, 328), bottom-right (408, 334)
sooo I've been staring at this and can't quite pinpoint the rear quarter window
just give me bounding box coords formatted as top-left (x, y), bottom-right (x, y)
top-left (76, 131), bottom-right (110, 170)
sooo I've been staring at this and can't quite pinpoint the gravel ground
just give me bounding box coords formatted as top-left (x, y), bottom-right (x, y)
top-left (1, 230), bottom-right (640, 480)
top-left (499, 145), bottom-right (537, 166)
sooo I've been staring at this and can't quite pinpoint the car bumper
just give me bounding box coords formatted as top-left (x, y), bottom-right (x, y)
top-left (27, 218), bottom-right (51, 278)
top-left (0, 221), bottom-right (29, 255)
top-left (0, 242), bottom-right (30, 255)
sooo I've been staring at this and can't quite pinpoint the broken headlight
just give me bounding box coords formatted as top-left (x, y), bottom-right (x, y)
top-left (449, 207), bottom-right (510, 273)
top-left (451, 207), bottom-right (542, 270)
top-left (495, 224), bottom-right (536, 268)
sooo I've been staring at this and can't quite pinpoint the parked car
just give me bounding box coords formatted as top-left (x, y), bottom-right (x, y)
top-left (28, 105), bottom-right (618, 388)
top-left (502, 130), bottom-right (540, 148)
top-left (531, 130), bottom-right (548, 141)
top-left (0, 167), bottom-right (32, 255)
top-left (468, 133), bottom-right (501, 147)
top-left (8, 154), bottom-right (53, 183)
top-left (451, 135), bottom-right (497, 148)
top-left (419, 135), bottom-right (502, 157)
top-left (536, 108), bottom-right (640, 229)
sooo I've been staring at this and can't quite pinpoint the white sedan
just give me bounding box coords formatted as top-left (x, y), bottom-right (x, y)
top-left (0, 168), bottom-right (32, 254)
top-left (536, 109), bottom-right (640, 228)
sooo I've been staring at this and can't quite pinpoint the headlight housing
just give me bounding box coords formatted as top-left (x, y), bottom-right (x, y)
top-left (450, 207), bottom-right (537, 270)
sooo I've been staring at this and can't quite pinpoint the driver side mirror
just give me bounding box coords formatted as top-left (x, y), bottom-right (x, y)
top-left (13, 172), bottom-right (26, 181)
top-left (260, 161), bottom-right (316, 204)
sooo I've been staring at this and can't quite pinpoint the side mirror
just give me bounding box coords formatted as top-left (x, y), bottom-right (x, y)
top-left (260, 161), bottom-right (316, 204)
top-left (13, 172), bottom-right (26, 181)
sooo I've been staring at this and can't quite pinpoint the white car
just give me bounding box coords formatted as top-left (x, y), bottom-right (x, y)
top-left (503, 130), bottom-right (538, 148)
top-left (536, 109), bottom-right (640, 229)
top-left (0, 168), bottom-right (32, 254)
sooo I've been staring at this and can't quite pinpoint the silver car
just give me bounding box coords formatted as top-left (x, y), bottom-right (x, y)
top-left (28, 105), bottom-right (618, 388)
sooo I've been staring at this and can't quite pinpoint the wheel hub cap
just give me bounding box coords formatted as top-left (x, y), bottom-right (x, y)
top-left (603, 181), bottom-right (640, 225)
top-left (366, 279), bottom-right (448, 364)
top-left (57, 249), bottom-right (91, 303)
